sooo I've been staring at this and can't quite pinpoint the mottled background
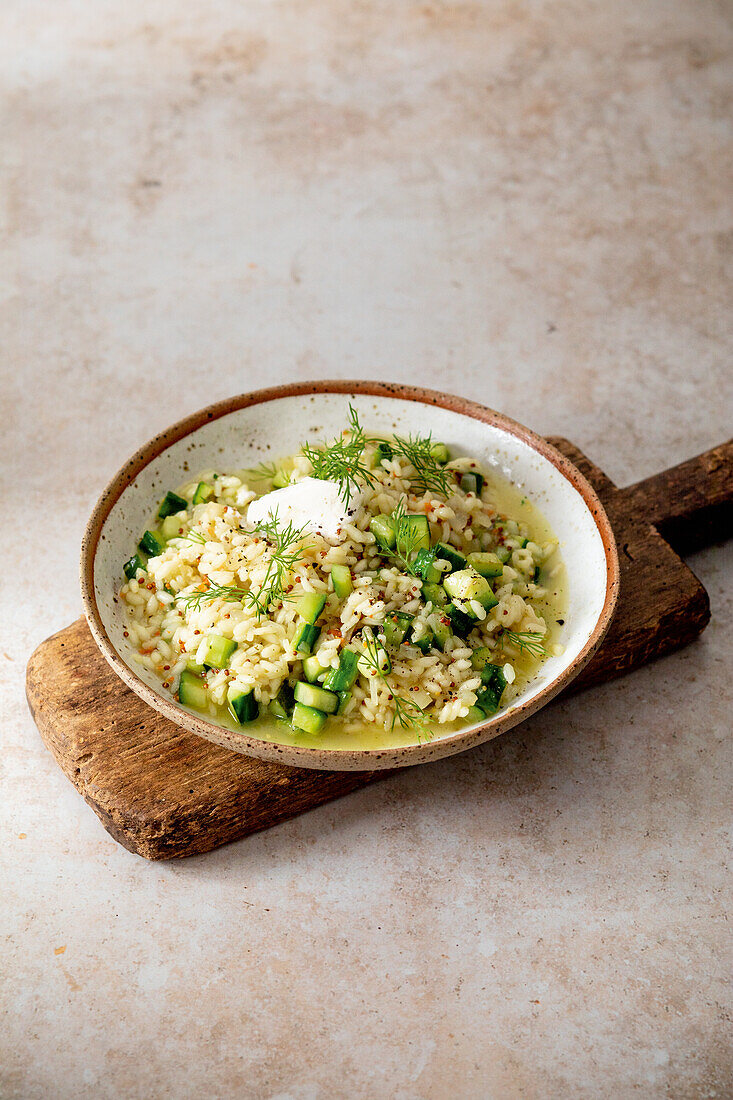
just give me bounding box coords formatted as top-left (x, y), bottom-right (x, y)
top-left (2, 2), bottom-right (731, 1097)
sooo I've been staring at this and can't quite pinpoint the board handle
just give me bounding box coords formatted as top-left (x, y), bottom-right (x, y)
top-left (618, 439), bottom-right (733, 555)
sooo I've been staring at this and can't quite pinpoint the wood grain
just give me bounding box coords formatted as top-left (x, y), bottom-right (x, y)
top-left (26, 439), bottom-right (717, 860)
top-left (620, 438), bottom-right (732, 555)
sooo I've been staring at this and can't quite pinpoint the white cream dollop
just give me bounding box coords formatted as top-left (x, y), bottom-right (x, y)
top-left (245, 477), bottom-right (362, 543)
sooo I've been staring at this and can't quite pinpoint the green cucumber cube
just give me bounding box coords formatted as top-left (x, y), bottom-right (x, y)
top-left (370, 514), bottom-right (397, 551)
top-left (293, 622), bottom-right (320, 654)
top-left (467, 552), bottom-right (504, 578)
top-left (475, 664), bottom-right (508, 715)
top-left (296, 592), bottom-right (327, 625)
top-left (178, 670), bottom-right (208, 712)
top-left (138, 530), bottom-right (166, 557)
top-left (422, 582), bottom-right (448, 608)
top-left (291, 702), bottom-right (328, 734)
top-left (192, 482), bottom-right (214, 505)
top-left (227, 685), bottom-right (258, 724)
top-left (293, 681), bottom-right (339, 714)
top-left (322, 649), bottom-right (360, 692)
top-left (203, 634), bottom-right (238, 669)
top-left (429, 442), bottom-right (450, 464)
top-left (331, 564), bottom-right (353, 598)
top-left (383, 611), bottom-right (414, 648)
top-left (460, 472), bottom-right (484, 496)
top-left (123, 554), bottom-right (146, 580)
top-left (157, 491), bottom-right (188, 519)
top-left (433, 542), bottom-right (466, 573)
top-left (302, 654), bottom-right (329, 683)
top-left (401, 514), bottom-right (430, 553)
top-left (413, 548), bottom-right (441, 583)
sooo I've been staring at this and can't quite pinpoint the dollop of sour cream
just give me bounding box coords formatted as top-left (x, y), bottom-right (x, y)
top-left (246, 477), bottom-right (362, 543)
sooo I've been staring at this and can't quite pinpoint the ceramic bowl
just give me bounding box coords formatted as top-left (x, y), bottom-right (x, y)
top-left (81, 381), bottom-right (619, 770)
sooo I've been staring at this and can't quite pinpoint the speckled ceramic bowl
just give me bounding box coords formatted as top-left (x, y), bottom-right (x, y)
top-left (81, 381), bottom-right (619, 770)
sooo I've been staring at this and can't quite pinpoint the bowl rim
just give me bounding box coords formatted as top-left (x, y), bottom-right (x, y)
top-left (80, 380), bottom-right (620, 771)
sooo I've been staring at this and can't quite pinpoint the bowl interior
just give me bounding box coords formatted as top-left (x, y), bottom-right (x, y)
top-left (90, 389), bottom-right (611, 763)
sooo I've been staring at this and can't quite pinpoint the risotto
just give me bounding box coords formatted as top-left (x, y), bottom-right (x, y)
top-left (118, 409), bottom-right (566, 749)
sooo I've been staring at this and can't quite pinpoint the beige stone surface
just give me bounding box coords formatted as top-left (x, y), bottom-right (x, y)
top-left (2, 1), bottom-right (731, 1097)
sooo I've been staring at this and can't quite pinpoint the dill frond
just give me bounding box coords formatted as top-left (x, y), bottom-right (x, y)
top-left (168, 529), bottom-right (208, 546)
top-left (301, 404), bottom-right (377, 506)
top-left (387, 432), bottom-right (453, 496)
top-left (243, 460), bottom-right (279, 481)
top-left (498, 629), bottom-right (546, 658)
top-left (358, 629), bottom-right (431, 737)
top-left (390, 497), bottom-right (426, 576)
top-left (174, 510), bottom-right (309, 619)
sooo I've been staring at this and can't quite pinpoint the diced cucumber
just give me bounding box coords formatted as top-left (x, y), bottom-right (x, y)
top-left (470, 646), bottom-right (493, 671)
top-left (227, 685), bottom-right (258, 724)
top-left (370, 514), bottom-right (396, 551)
top-left (443, 569), bottom-right (494, 605)
top-left (123, 554), bottom-right (146, 580)
top-left (272, 469), bottom-right (291, 489)
top-left (293, 622), bottom-right (320, 654)
top-left (294, 682), bottom-right (339, 714)
top-left (401, 514), bottom-right (430, 553)
top-left (138, 530), bottom-right (166, 557)
top-left (178, 670), bottom-right (208, 711)
top-left (291, 702), bottom-right (328, 734)
top-left (322, 649), bottom-right (360, 692)
top-left (429, 442), bottom-right (450, 464)
top-left (161, 515), bottom-right (183, 541)
top-left (269, 682), bottom-right (295, 721)
top-left (413, 548), bottom-right (441, 584)
top-left (410, 625), bottom-right (432, 654)
top-left (422, 582), bottom-right (448, 608)
top-left (533, 565), bottom-right (541, 583)
top-left (269, 697), bottom-right (290, 721)
top-left (475, 664), bottom-right (507, 715)
top-left (433, 542), bottom-right (466, 573)
top-left (336, 690), bottom-right (351, 715)
top-left (476, 588), bottom-right (499, 612)
top-left (446, 603), bottom-right (474, 637)
top-left (519, 538), bottom-right (529, 548)
top-left (496, 546), bottom-right (511, 564)
top-left (465, 705), bottom-right (486, 724)
top-left (302, 654), bottom-right (329, 683)
top-left (296, 592), bottom-right (327, 624)
top-left (203, 634), bottom-right (238, 669)
top-left (186, 658), bottom-right (206, 675)
top-left (467, 552), bottom-right (504, 578)
top-left (376, 441), bottom-right (393, 462)
top-left (430, 615), bottom-right (452, 652)
top-left (157, 490), bottom-right (188, 519)
top-left (192, 481), bottom-right (214, 505)
top-left (331, 564), bottom-right (353, 598)
top-left (383, 611), bottom-right (414, 648)
top-left (460, 472), bottom-right (484, 496)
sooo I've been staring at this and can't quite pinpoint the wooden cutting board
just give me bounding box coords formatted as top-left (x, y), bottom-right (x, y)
top-left (26, 438), bottom-right (732, 861)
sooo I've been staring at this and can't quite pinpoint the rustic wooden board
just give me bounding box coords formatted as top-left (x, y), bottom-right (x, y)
top-left (26, 438), bottom-right (724, 861)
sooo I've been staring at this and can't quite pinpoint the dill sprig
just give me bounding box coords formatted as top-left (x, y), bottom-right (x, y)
top-left (169, 529), bottom-right (208, 546)
top-left (358, 629), bottom-right (431, 738)
top-left (300, 406), bottom-right (454, 504)
top-left (383, 433), bottom-right (453, 497)
top-left (390, 497), bottom-right (427, 576)
top-left (243, 460), bottom-right (279, 481)
top-left (498, 629), bottom-right (546, 658)
top-left (175, 511), bottom-right (309, 618)
top-left (177, 581), bottom-right (254, 615)
top-left (301, 404), bottom-right (377, 506)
